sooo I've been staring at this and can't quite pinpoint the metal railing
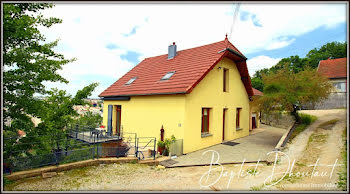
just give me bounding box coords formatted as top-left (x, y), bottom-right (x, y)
top-left (67, 124), bottom-right (121, 144)
top-left (135, 137), bottom-right (156, 160)
top-left (4, 144), bottom-right (98, 173)
top-left (3, 125), bottom-right (157, 174)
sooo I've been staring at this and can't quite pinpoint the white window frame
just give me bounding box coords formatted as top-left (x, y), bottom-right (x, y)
top-left (125, 77), bottom-right (137, 85)
top-left (161, 71), bottom-right (176, 80)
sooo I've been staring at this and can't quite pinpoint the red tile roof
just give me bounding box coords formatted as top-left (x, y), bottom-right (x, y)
top-left (99, 38), bottom-right (253, 97)
top-left (252, 88), bottom-right (263, 96)
top-left (317, 58), bottom-right (347, 79)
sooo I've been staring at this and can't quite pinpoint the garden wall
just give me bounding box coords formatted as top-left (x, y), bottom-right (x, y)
top-left (302, 92), bottom-right (347, 110)
top-left (261, 112), bottom-right (295, 129)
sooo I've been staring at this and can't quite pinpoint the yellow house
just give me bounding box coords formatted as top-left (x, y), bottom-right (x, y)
top-left (99, 37), bottom-right (254, 154)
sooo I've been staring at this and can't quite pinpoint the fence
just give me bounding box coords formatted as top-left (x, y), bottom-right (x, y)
top-left (67, 124), bottom-right (121, 144)
top-left (4, 146), bottom-right (98, 173)
top-left (135, 137), bottom-right (156, 160)
top-left (3, 124), bottom-right (103, 173)
top-left (3, 125), bottom-right (157, 174)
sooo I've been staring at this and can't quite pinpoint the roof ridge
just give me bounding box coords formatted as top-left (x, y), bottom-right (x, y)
top-left (321, 57), bottom-right (347, 61)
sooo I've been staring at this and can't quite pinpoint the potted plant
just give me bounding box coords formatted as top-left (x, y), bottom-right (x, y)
top-left (163, 135), bottom-right (176, 156)
top-left (157, 140), bottom-right (165, 155)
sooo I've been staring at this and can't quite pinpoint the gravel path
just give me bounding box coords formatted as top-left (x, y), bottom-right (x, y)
top-left (269, 109), bottom-right (347, 191)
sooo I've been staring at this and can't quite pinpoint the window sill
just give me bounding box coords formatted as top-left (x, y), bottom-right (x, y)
top-left (201, 133), bottom-right (213, 138)
top-left (236, 127), bottom-right (243, 131)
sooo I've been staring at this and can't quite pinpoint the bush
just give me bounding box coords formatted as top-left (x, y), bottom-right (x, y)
top-left (289, 113), bottom-right (317, 141)
top-left (299, 113), bottom-right (317, 125)
top-left (3, 176), bottom-right (14, 187)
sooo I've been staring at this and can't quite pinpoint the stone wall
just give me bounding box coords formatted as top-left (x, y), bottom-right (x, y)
top-left (303, 92), bottom-right (347, 110)
top-left (261, 112), bottom-right (295, 129)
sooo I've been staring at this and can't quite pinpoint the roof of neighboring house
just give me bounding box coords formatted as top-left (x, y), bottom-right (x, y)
top-left (99, 38), bottom-right (254, 97)
top-left (317, 57), bottom-right (347, 79)
top-left (252, 88), bottom-right (263, 96)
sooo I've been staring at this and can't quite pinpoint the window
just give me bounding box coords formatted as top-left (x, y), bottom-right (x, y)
top-left (125, 77), bottom-right (137, 85)
top-left (223, 68), bottom-right (229, 92)
top-left (201, 108), bottom-right (210, 133)
top-left (161, 71), bottom-right (175, 80)
top-left (236, 108), bottom-right (242, 129)
top-left (333, 82), bottom-right (346, 92)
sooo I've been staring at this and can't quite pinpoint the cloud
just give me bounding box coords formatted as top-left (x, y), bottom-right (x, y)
top-left (232, 3), bottom-right (346, 53)
top-left (251, 14), bottom-right (262, 27)
top-left (247, 55), bottom-right (282, 76)
top-left (123, 26), bottom-right (139, 37)
top-left (239, 11), bottom-right (250, 21)
top-left (106, 43), bottom-right (118, 50)
top-left (239, 11), bottom-right (262, 27)
top-left (266, 37), bottom-right (296, 50)
top-left (35, 3), bottom-right (346, 98)
top-left (120, 51), bottom-right (141, 64)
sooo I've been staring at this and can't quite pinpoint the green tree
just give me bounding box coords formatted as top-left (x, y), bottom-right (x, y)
top-left (252, 68), bottom-right (270, 92)
top-left (33, 83), bottom-right (99, 153)
top-left (272, 55), bottom-right (309, 73)
top-left (70, 111), bottom-right (103, 128)
top-left (251, 77), bottom-right (264, 92)
top-left (3, 3), bottom-right (100, 159)
top-left (3, 3), bottom-right (74, 134)
top-left (254, 68), bottom-right (270, 79)
top-left (252, 64), bottom-right (333, 123)
top-left (250, 41), bottom-right (346, 93)
top-left (4, 83), bottom-right (99, 161)
top-left (306, 41), bottom-right (347, 68)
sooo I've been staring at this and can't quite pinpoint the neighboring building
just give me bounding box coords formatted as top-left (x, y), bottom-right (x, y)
top-left (318, 57), bottom-right (347, 92)
top-left (73, 99), bottom-right (103, 117)
top-left (99, 37), bottom-right (254, 154)
top-left (312, 57), bottom-right (347, 109)
top-left (249, 88), bottom-right (263, 131)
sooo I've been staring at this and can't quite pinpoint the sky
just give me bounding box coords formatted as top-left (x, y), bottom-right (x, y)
top-left (37, 2), bottom-right (347, 98)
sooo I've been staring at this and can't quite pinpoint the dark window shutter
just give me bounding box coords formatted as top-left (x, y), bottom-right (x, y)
top-left (107, 105), bottom-right (113, 134)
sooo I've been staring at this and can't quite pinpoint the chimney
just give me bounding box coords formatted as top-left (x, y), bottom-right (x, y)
top-left (168, 42), bottom-right (177, 59)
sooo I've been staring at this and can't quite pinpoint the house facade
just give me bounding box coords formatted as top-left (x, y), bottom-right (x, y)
top-left (99, 38), bottom-right (253, 154)
top-left (313, 57), bottom-right (347, 109)
top-left (249, 88), bottom-right (263, 131)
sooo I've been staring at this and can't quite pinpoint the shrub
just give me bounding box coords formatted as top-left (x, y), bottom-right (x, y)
top-left (289, 113), bottom-right (317, 141)
top-left (299, 113), bottom-right (317, 125)
top-left (3, 176), bottom-right (14, 187)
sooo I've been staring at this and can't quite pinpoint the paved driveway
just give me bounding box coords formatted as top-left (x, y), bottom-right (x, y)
top-left (167, 124), bottom-right (287, 167)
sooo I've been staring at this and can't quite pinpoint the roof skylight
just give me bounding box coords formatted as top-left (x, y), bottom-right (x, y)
top-left (125, 77), bottom-right (137, 85)
top-left (161, 71), bottom-right (175, 80)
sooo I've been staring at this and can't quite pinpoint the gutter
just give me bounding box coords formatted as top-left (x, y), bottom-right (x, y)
top-left (100, 91), bottom-right (187, 99)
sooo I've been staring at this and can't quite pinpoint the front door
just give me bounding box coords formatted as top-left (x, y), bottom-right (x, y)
top-left (222, 108), bottom-right (227, 141)
top-left (252, 116), bottom-right (257, 129)
top-left (115, 105), bottom-right (122, 136)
